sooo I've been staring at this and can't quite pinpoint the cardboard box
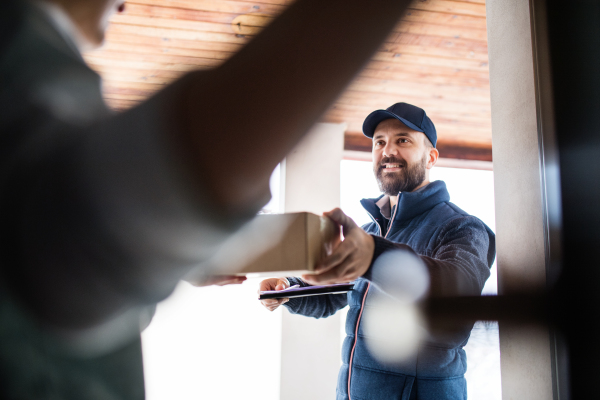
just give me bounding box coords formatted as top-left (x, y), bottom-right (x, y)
top-left (235, 212), bottom-right (338, 276)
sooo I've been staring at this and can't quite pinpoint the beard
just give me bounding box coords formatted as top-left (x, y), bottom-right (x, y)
top-left (374, 153), bottom-right (428, 195)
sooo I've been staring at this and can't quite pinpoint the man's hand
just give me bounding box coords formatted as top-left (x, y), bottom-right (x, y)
top-left (303, 208), bottom-right (374, 285)
top-left (186, 275), bottom-right (247, 287)
top-left (259, 278), bottom-right (290, 311)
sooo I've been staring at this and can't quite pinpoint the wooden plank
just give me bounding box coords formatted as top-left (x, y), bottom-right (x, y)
top-left (363, 59), bottom-right (490, 81)
top-left (340, 122), bottom-right (491, 140)
top-left (378, 44), bottom-right (486, 64)
top-left (408, 0), bottom-right (486, 18)
top-left (84, 55), bottom-right (216, 72)
top-left (93, 68), bottom-right (185, 85)
top-left (347, 77), bottom-right (491, 102)
top-left (111, 14), bottom-right (238, 34)
top-left (93, 38), bottom-right (487, 77)
top-left (98, 86), bottom-right (493, 138)
top-left (110, 12), bottom-right (487, 43)
top-left (358, 67), bottom-right (489, 87)
top-left (124, 2), bottom-right (486, 31)
top-left (88, 61), bottom-right (490, 89)
top-left (102, 80), bottom-right (165, 91)
top-left (401, 9), bottom-right (485, 30)
top-left (85, 48), bottom-right (489, 79)
top-left (98, 41), bottom-right (235, 61)
top-left (330, 115), bottom-right (491, 138)
top-left (103, 92), bottom-right (149, 101)
top-left (332, 122), bottom-right (491, 143)
top-left (158, 0), bottom-right (486, 8)
top-left (329, 122), bottom-right (492, 141)
top-left (95, 73), bottom-right (492, 118)
top-left (108, 14), bottom-right (487, 47)
top-left (329, 111), bottom-right (492, 129)
top-left (391, 20), bottom-right (487, 42)
top-left (328, 110), bottom-right (491, 129)
top-left (326, 103), bottom-right (491, 122)
top-left (331, 90), bottom-right (491, 112)
top-left (97, 80), bottom-right (492, 120)
top-left (98, 31), bottom-right (487, 65)
top-left (452, 0), bottom-right (485, 4)
top-left (104, 27), bottom-right (243, 52)
top-left (106, 21), bottom-right (248, 44)
top-left (163, 0), bottom-right (486, 17)
top-left (121, 3), bottom-right (238, 25)
top-left (127, 0), bottom-right (485, 17)
top-left (383, 33), bottom-right (488, 60)
top-left (344, 132), bottom-right (492, 161)
top-left (125, 0), bottom-right (285, 16)
top-left (104, 97), bottom-right (140, 109)
top-left (89, 65), bottom-right (490, 96)
top-left (97, 92), bottom-right (494, 147)
top-left (85, 50), bottom-right (224, 68)
top-left (204, 0), bottom-right (293, 6)
top-left (93, 0), bottom-right (493, 155)
top-left (327, 104), bottom-right (491, 126)
top-left (371, 51), bottom-right (488, 71)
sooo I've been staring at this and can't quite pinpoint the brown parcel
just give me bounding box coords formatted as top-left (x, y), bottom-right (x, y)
top-left (235, 212), bottom-right (338, 276)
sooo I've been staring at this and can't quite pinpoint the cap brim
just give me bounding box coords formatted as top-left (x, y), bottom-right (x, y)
top-left (362, 110), bottom-right (424, 138)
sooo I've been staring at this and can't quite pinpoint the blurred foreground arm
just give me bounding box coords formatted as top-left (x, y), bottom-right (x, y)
top-left (169, 0), bottom-right (411, 213)
top-left (0, 0), bottom-right (411, 332)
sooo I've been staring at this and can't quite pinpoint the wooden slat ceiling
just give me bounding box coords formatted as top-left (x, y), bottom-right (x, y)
top-left (84, 0), bottom-right (491, 161)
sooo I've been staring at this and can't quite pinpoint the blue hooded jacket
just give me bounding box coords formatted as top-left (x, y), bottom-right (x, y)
top-left (284, 180), bottom-right (495, 400)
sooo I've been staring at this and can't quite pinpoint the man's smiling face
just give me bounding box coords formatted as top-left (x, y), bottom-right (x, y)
top-left (372, 118), bottom-right (435, 195)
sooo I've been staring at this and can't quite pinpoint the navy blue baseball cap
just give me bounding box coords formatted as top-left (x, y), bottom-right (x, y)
top-left (362, 102), bottom-right (437, 148)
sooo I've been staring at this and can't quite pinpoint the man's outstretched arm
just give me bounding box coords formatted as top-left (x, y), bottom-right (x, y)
top-left (303, 208), bottom-right (493, 298)
top-left (259, 277), bottom-right (348, 318)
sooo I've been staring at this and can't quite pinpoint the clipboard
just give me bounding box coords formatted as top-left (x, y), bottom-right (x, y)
top-left (258, 283), bottom-right (354, 300)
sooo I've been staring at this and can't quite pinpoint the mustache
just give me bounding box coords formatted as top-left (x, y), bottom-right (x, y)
top-left (378, 156), bottom-right (407, 168)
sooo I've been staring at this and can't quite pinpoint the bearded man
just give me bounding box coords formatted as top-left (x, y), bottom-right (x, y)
top-left (260, 103), bottom-right (496, 400)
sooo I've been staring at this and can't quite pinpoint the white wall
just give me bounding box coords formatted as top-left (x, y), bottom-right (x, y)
top-left (279, 122), bottom-right (346, 400)
top-left (486, 0), bottom-right (553, 398)
top-left (141, 123), bottom-right (346, 400)
top-left (142, 279), bottom-right (283, 400)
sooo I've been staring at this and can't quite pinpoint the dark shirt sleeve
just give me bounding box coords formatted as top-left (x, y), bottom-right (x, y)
top-left (282, 277), bottom-right (349, 319)
top-left (363, 216), bottom-right (495, 298)
top-left (0, 57), bottom-right (262, 332)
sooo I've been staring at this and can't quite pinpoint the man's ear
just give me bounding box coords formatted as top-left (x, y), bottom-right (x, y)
top-left (427, 147), bottom-right (439, 169)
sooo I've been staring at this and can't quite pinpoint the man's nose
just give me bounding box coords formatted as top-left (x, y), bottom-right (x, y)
top-left (383, 142), bottom-right (399, 157)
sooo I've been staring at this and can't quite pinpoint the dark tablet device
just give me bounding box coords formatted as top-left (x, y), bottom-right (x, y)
top-left (258, 283), bottom-right (355, 300)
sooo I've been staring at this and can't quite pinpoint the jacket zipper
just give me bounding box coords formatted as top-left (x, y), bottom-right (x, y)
top-left (348, 203), bottom-right (397, 399)
top-left (385, 203), bottom-right (398, 239)
top-left (347, 281), bottom-right (370, 400)
top-left (365, 210), bottom-right (382, 236)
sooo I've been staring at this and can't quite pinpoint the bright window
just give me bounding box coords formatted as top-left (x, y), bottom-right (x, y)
top-left (142, 166), bottom-right (284, 400)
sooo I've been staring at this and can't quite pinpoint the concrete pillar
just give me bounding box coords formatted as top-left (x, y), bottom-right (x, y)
top-left (486, 0), bottom-right (553, 399)
top-left (279, 122), bottom-right (346, 400)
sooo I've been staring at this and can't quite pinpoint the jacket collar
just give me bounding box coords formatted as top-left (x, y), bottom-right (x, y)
top-left (361, 180), bottom-right (450, 224)
top-left (28, 1), bottom-right (85, 61)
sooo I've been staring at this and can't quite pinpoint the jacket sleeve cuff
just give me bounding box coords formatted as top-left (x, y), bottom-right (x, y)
top-left (362, 235), bottom-right (417, 281)
top-left (282, 277), bottom-right (309, 310)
